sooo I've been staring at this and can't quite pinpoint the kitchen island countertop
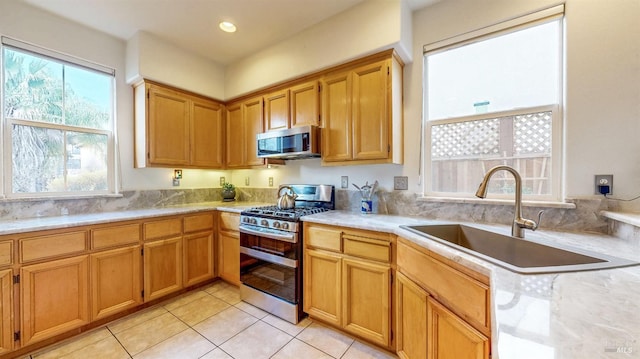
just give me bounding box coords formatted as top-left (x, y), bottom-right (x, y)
top-left (302, 210), bottom-right (640, 359)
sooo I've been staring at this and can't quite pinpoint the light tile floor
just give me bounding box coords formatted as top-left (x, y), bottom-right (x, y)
top-left (26, 281), bottom-right (397, 359)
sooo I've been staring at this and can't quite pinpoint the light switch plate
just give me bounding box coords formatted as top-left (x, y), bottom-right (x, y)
top-left (341, 176), bottom-right (349, 189)
top-left (394, 176), bottom-right (408, 190)
top-left (245, 177), bottom-right (250, 186)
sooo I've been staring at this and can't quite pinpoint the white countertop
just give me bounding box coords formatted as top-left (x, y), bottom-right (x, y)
top-left (302, 211), bottom-right (640, 359)
top-left (0, 201), bottom-right (270, 236)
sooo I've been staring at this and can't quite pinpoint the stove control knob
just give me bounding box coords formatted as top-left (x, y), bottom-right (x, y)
top-left (250, 218), bottom-right (257, 225)
top-left (261, 219), bottom-right (269, 226)
top-left (281, 222), bottom-right (289, 230)
top-left (273, 221), bottom-right (280, 229)
top-left (242, 217), bottom-right (249, 223)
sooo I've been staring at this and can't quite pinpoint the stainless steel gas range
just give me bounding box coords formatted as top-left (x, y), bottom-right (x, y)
top-left (238, 184), bottom-right (335, 324)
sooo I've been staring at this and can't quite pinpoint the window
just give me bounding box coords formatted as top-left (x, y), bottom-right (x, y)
top-left (423, 6), bottom-right (563, 201)
top-left (2, 38), bottom-right (116, 197)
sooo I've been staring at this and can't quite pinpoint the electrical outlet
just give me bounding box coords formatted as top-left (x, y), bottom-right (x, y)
top-left (595, 174), bottom-right (613, 195)
top-left (269, 177), bottom-right (274, 187)
top-left (245, 177), bottom-right (250, 186)
top-left (341, 176), bottom-right (349, 189)
top-left (172, 178), bottom-right (180, 186)
top-left (220, 176), bottom-right (225, 186)
top-left (394, 176), bottom-right (408, 190)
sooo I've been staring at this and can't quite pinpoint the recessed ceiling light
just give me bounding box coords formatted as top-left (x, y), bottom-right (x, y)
top-left (219, 21), bottom-right (237, 33)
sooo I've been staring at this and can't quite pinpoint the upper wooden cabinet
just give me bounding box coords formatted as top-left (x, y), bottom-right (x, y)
top-left (263, 80), bottom-right (320, 132)
top-left (264, 89), bottom-right (290, 131)
top-left (134, 80), bottom-right (224, 169)
top-left (321, 52), bottom-right (403, 166)
top-left (226, 96), bottom-right (265, 168)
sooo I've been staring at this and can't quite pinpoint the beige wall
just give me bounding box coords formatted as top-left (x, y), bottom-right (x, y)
top-left (2, 0), bottom-right (640, 210)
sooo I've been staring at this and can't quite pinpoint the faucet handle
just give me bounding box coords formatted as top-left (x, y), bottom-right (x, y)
top-left (517, 210), bottom-right (544, 231)
top-left (532, 210), bottom-right (544, 231)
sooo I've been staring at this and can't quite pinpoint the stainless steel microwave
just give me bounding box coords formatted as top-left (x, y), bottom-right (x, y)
top-left (257, 125), bottom-right (321, 159)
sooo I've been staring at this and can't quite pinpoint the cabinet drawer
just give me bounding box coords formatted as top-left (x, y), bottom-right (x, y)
top-left (398, 240), bottom-right (489, 329)
top-left (219, 212), bottom-right (239, 232)
top-left (306, 225), bottom-right (342, 252)
top-left (144, 217), bottom-right (182, 240)
top-left (0, 241), bottom-right (12, 267)
top-left (184, 213), bottom-right (214, 233)
top-left (20, 231), bottom-right (87, 263)
top-left (343, 234), bottom-right (390, 263)
top-left (91, 223), bottom-right (141, 250)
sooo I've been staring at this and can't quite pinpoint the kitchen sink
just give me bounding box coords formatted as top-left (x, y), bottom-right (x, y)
top-left (400, 224), bottom-right (638, 274)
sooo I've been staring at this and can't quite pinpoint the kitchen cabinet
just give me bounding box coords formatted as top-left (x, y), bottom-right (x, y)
top-left (225, 97), bottom-right (265, 168)
top-left (321, 51), bottom-right (403, 166)
top-left (90, 223), bottom-right (142, 321)
top-left (0, 269), bottom-right (12, 354)
top-left (264, 89), bottom-right (290, 131)
top-left (90, 246), bottom-right (142, 321)
top-left (396, 237), bottom-right (490, 359)
top-left (396, 272), bottom-right (428, 359)
top-left (142, 217), bottom-right (183, 302)
top-left (133, 80), bottom-right (224, 169)
top-left (304, 223), bottom-right (393, 348)
top-left (183, 213), bottom-right (215, 287)
top-left (428, 297), bottom-right (489, 359)
top-left (290, 81), bottom-right (320, 128)
top-left (264, 80), bottom-right (320, 132)
top-left (217, 212), bottom-right (240, 285)
top-left (20, 255), bottom-right (90, 346)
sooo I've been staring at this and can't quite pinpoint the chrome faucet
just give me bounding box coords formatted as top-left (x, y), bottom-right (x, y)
top-left (475, 165), bottom-right (543, 238)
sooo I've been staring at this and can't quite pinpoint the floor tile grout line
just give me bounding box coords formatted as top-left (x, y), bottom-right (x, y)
top-left (105, 326), bottom-right (134, 359)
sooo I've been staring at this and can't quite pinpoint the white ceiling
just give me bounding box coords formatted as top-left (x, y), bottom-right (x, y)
top-left (22, 0), bottom-right (437, 66)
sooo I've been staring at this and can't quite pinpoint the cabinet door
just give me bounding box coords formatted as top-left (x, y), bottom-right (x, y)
top-left (218, 231), bottom-right (240, 285)
top-left (183, 231), bottom-right (214, 287)
top-left (191, 98), bottom-right (224, 168)
top-left (0, 269), bottom-right (12, 354)
top-left (21, 256), bottom-right (90, 346)
top-left (90, 246), bottom-right (142, 321)
top-left (264, 90), bottom-right (290, 131)
top-left (321, 72), bottom-right (352, 162)
top-left (396, 272), bottom-right (428, 359)
top-left (290, 81), bottom-right (320, 128)
top-left (428, 297), bottom-right (489, 359)
top-left (225, 103), bottom-right (245, 168)
top-left (143, 237), bottom-right (183, 302)
top-left (303, 249), bottom-right (342, 326)
top-left (147, 85), bottom-right (190, 166)
top-left (342, 258), bottom-right (390, 347)
top-left (352, 60), bottom-right (389, 161)
top-left (244, 97), bottom-right (265, 166)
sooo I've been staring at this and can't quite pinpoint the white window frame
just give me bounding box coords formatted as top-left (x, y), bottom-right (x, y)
top-left (1, 36), bottom-right (117, 199)
top-left (421, 5), bottom-right (565, 202)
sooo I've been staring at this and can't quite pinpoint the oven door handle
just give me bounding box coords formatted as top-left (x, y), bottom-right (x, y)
top-left (239, 225), bottom-right (298, 243)
top-left (240, 247), bottom-right (298, 268)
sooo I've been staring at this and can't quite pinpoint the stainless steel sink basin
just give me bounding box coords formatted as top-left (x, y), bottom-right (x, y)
top-left (400, 224), bottom-right (638, 274)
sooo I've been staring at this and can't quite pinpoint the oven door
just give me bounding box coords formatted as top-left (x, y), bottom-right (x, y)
top-left (239, 226), bottom-right (300, 305)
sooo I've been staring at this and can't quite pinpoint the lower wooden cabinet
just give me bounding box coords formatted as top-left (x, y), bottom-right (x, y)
top-left (342, 258), bottom-right (391, 346)
top-left (396, 272), bottom-right (428, 359)
top-left (0, 269), bottom-right (13, 354)
top-left (303, 223), bottom-right (393, 348)
top-left (143, 237), bottom-right (183, 302)
top-left (303, 249), bottom-right (342, 326)
top-left (183, 231), bottom-right (214, 287)
top-left (428, 297), bottom-right (489, 359)
top-left (217, 212), bottom-right (240, 285)
top-left (217, 231), bottom-right (240, 285)
top-left (20, 255), bottom-right (90, 346)
top-left (396, 238), bottom-right (491, 359)
top-left (90, 246), bottom-right (142, 321)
